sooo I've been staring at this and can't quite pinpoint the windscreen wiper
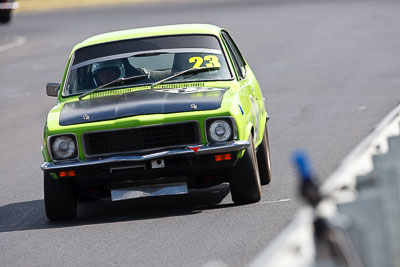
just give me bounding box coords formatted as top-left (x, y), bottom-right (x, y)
top-left (78, 73), bottom-right (149, 100)
top-left (151, 66), bottom-right (220, 89)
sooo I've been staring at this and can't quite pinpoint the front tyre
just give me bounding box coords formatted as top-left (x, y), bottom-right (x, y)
top-left (229, 135), bottom-right (262, 204)
top-left (0, 10), bottom-right (11, 24)
top-left (257, 123), bottom-right (272, 185)
top-left (44, 173), bottom-right (77, 220)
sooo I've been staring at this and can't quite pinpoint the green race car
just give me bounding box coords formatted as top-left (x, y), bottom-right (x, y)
top-left (41, 24), bottom-right (271, 220)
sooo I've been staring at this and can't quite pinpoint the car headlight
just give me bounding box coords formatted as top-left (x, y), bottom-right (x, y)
top-left (208, 119), bottom-right (233, 143)
top-left (50, 135), bottom-right (78, 160)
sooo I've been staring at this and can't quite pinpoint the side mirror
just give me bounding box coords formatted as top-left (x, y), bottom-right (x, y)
top-left (46, 83), bottom-right (60, 97)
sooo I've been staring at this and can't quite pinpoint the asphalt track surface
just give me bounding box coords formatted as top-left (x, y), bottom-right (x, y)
top-left (1, 0), bottom-right (400, 266)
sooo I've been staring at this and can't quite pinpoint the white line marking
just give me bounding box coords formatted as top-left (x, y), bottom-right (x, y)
top-left (0, 36), bottom-right (26, 53)
top-left (256, 199), bottom-right (291, 205)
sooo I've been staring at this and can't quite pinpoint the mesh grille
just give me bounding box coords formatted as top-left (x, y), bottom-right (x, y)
top-left (83, 122), bottom-right (200, 157)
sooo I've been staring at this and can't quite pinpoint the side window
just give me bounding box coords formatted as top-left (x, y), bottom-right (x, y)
top-left (221, 31), bottom-right (247, 79)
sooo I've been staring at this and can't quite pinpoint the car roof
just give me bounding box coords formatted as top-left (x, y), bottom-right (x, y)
top-left (72, 24), bottom-right (224, 53)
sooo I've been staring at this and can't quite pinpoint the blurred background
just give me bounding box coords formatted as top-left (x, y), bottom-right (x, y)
top-left (1, 0), bottom-right (400, 266)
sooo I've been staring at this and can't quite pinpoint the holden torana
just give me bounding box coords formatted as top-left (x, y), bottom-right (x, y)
top-left (41, 24), bottom-right (271, 220)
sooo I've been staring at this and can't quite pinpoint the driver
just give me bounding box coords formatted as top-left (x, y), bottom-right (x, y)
top-left (92, 59), bottom-right (125, 87)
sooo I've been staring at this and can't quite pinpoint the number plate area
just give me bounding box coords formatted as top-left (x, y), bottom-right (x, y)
top-left (111, 182), bottom-right (188, 201)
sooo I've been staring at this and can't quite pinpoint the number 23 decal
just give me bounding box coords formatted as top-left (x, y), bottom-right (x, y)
top-left (189, 55), bottom-right (221, 68)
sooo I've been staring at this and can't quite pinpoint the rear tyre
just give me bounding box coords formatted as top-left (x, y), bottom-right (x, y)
top-left (44, 173), bottom-right (77, 220)
top-left (257, 123), bottom-right (272, 185)
top-left (229, 135), bottom-right (262, 204)
top-left (0, 10), bottom-right (11, 24)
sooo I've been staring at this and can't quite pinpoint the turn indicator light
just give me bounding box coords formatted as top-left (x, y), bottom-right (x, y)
top-left (215, 153), bottom-right (232, 162)
top-left (59, 170), bottom-right (76, 177)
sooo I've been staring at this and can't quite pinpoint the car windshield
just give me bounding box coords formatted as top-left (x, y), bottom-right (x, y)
top-left (63, 35), bottom-right (232, 97)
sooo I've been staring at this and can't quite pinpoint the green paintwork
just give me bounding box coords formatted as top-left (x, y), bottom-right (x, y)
top-left (42, 24), bottom-right (268, 165)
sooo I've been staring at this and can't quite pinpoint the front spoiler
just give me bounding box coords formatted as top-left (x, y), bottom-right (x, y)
top-left (41, 140), bottom-right (250, 171)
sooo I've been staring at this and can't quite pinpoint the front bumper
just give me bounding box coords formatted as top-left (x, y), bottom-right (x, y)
top-left (0, 2), bottom-right (19, 10)
top-left (41, 140), bottom-right (250, 171)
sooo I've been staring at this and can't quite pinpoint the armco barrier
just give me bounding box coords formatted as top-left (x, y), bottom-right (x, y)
top-left (250, 104), bottom-right (400, 267)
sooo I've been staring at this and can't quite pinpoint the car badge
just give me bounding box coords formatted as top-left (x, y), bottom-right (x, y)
top-left (83, 114), bottom-right (90, 121)
top-left (190, 104), bottom-right (198, 110)
top-left (188, 145), bottom-right (202, 153)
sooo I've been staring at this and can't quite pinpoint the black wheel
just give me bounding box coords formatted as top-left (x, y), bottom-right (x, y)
top-left (257, 123), bottom-right (272, 185)
top-left (44, 173), bottom-right (77, 220)
top-left (0, 10), bottom-right (11, 24)
top-left (229, 135), bottom-right (262, 204)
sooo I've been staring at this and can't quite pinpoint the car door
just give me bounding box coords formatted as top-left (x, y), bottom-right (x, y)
top-left (221, 30), bottom-right (262, 143)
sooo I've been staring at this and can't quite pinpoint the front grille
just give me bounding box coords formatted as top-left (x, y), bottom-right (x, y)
top-left (83, 122), bottom-right (200, 157)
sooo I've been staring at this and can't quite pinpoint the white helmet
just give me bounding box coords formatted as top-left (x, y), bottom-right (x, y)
top-left (92, 59), bottom-right (125, 86)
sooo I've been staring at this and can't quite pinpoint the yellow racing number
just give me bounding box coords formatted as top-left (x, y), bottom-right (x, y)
top-left (189, 55), bottom-right (221, 68)
top-left (189, 57), bottom-right (204, 68)
top-left (204, 55), bottom-right (221, 68)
